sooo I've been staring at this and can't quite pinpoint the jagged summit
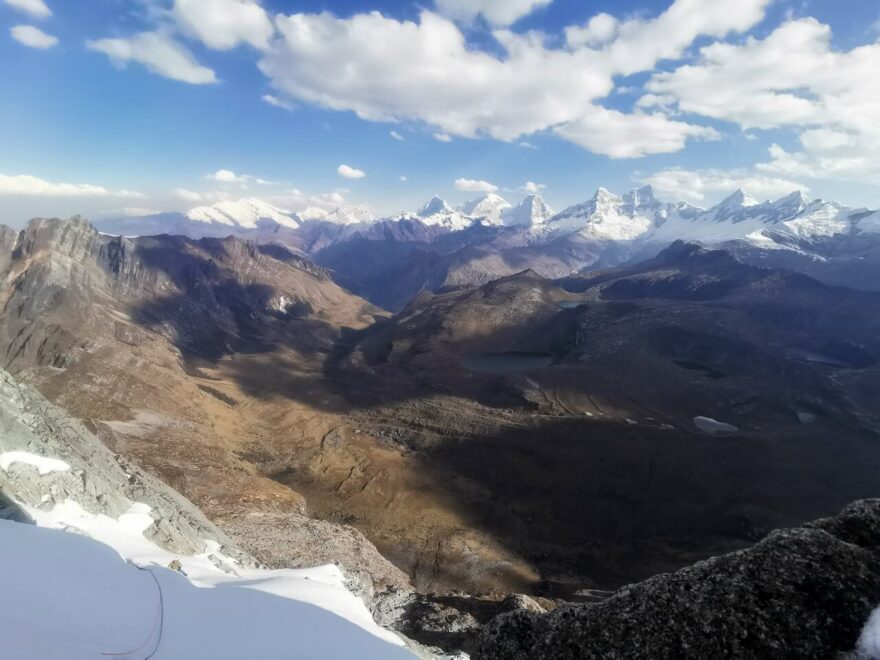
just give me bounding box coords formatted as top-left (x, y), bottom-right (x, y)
top-left (458, 193), bottom-right (511, 225)
top-left (418, 195), bottom-right (454, 218)
top-left (715, 188), bottom-right (760, 213)
top-left (503, 194), bottom-right (554, 227)
top-left (187, 197), bottom-right (300, 229)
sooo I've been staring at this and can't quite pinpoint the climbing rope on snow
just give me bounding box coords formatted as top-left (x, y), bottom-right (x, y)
top-left (102, 565), bottom-right (165, 659)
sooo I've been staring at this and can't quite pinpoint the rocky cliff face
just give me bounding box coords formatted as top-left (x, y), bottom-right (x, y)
top-left (476, 499), bottom-right (880, 659)
top-left (0, 367), bottom-right (243, 559)
top-left (0, 217), bottom-right (408, 604)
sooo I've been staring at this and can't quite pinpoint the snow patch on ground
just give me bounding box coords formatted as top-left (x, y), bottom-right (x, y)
top-left (0, 451), bottom-right (70, 476)
top-left (693, 416), bottom-right (739, 435)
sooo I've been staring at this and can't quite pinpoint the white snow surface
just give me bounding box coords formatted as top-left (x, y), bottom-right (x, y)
top-left (693, 416), bottom-right (739, 435)
top-left (0, 451), bottom-right (70, 476)
top-left (503, 194), bottom-right (555, 227)
top-left (541, 186), bottom-right (878, 249)
top-left (547, 187), bottom-right (663, 240)
top-left (186, 198), bottom-right (301, 230)
top-left (414, 195), bottom-right (474, 230)
top-left (857, 606), bottom-right (880, 659)
top-left (0, 496), bottom-right (413, 659)
top-left (458, 193), bottom-right (511, 226)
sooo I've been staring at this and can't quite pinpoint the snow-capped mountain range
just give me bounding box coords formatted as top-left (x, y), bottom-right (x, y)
top-left (99, 186), bottom-right (878, 248)
top-left (93, 186), bottom-right (879, 299)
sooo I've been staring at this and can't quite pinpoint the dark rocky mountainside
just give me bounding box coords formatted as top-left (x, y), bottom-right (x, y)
top-left (476, 499), bottom-right (880, 659)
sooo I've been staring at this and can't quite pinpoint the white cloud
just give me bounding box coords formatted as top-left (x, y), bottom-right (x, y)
top-left (521, 181), bottom-right (546, 194)
top-left (0, 174), bottom-right (142, 198)
top-left (433, 133), bottom-right (453, 143)
top-left (3, 0), bottom-right (51, 19)
top-left (261, 94), bottom-right (295, 110)
top-left (517, 141), bottom-right (538, 150)
top-left (555, 106), bottom-right (720, 158)
top-left (174, 188), bottom-right (203, 202)
top-left (10, 25), bottom-right (57, 49)
top-left (455, 178), bottom-right (498, 193)
top-left (172, 0), bottom-right (274, 51)
top-left (88, 31), bottom-right (217, 85)
top-left (205, 169), bottom-right (273, 185)
top-left (207, 169), bottom-right (245, 183)
top-left (565, 13), bottom-right (618, 48)
top-left (337, 164), bottom-right (366, 179)
top-left (399, 175), bottom-right (408, 182)
top-left (434, 0), bottom-right (551, 27)
top-left (390, 130), bottom-right (405, 141)
top-left (641, 167), bottom-right (808, 205)
top-left (580, 0), bottom-right (771, 76)
top-left (644, 17), bottom-right (880, 184)
top-left (258, 3), bottom-right (766, 157)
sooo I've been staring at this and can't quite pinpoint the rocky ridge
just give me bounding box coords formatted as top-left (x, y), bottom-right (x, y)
top-left (476, 499), bottom-right (880, 659)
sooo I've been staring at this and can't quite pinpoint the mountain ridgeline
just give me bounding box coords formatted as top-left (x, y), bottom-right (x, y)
top-left (96, 185), bottom-right (880, 312)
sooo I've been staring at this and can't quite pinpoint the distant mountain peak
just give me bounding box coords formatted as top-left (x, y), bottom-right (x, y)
top-left (459, 193), bottom-right (511, 225)
top-left (419, 195), bottom-right (453, 217)
top-left (187, 198), bottom-right (300, 230)
top-left (593, 187), bottom-right (620, 202)
top-left (719, 188), bottom-right (760, 209)
top-left (503, 194), bottom-right (554, 227)
top-left (771, 190), bottom-right (811, 211)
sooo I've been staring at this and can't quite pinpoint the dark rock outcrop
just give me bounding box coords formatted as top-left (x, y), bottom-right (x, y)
top-left (475, 499), bottom-right (880, 659)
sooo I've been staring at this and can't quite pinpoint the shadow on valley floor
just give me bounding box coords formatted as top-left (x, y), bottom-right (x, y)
top-left (426, 418), bottom-right (880, 591)
top-left (272, 410), bottom-right (880, 595)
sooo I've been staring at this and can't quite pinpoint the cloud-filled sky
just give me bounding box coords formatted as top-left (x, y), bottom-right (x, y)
top-left (1, 0), bottom-right (879, 225)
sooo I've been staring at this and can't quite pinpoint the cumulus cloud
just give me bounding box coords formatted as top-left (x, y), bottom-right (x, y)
top-left (3, 0), bottom-right (51, 19)
top-left (434, 0), bottom-right (551, 27)
top-left (88, 31), bottom-right (217, 85)
top-left (173, 188), bottom-right (203, 202)
top-left (172, 0), bottom-right (274, 51)
top-left (257, 2), bottom-right (766, 157)
top-left (565, 13), bottom-right (618, 48)
top-left (10, 25), bottom-right (57, 49)
top-left (433, 133), bottom-right (453, 143)
top-left (644, 17), bottom-right (880, 184)
top-left (399, 175), bottom-right (408, 182)
top-left (0, 174), bottom-right (142, 198)
top-left (204, 169), bottom-right (273, 185)
top-left (455, 178), bottom-right (498, 193)
top-left (261, 94), bottom-right (295, 110)
top-left (207, 169), bottom-right (244, 183)
top-left (521, 181), bottom-right (546, 194)
top-left (390, 130), bottom-right (405, 141)
top-left (337, 164), bottom-right (366, 179)
top-left (641, 167), bottom-right (808, 205)
top-left (556, 106), bottom-right (720, 158)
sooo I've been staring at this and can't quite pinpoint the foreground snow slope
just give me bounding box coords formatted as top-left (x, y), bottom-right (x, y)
top-left (0, 519), bottom-right (413, 660)
top-left (0, 368), bottom-right (414, 659)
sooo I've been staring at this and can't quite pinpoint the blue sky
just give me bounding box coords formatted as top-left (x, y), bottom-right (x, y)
top-left (1, 0), bottom-right (879, 226)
